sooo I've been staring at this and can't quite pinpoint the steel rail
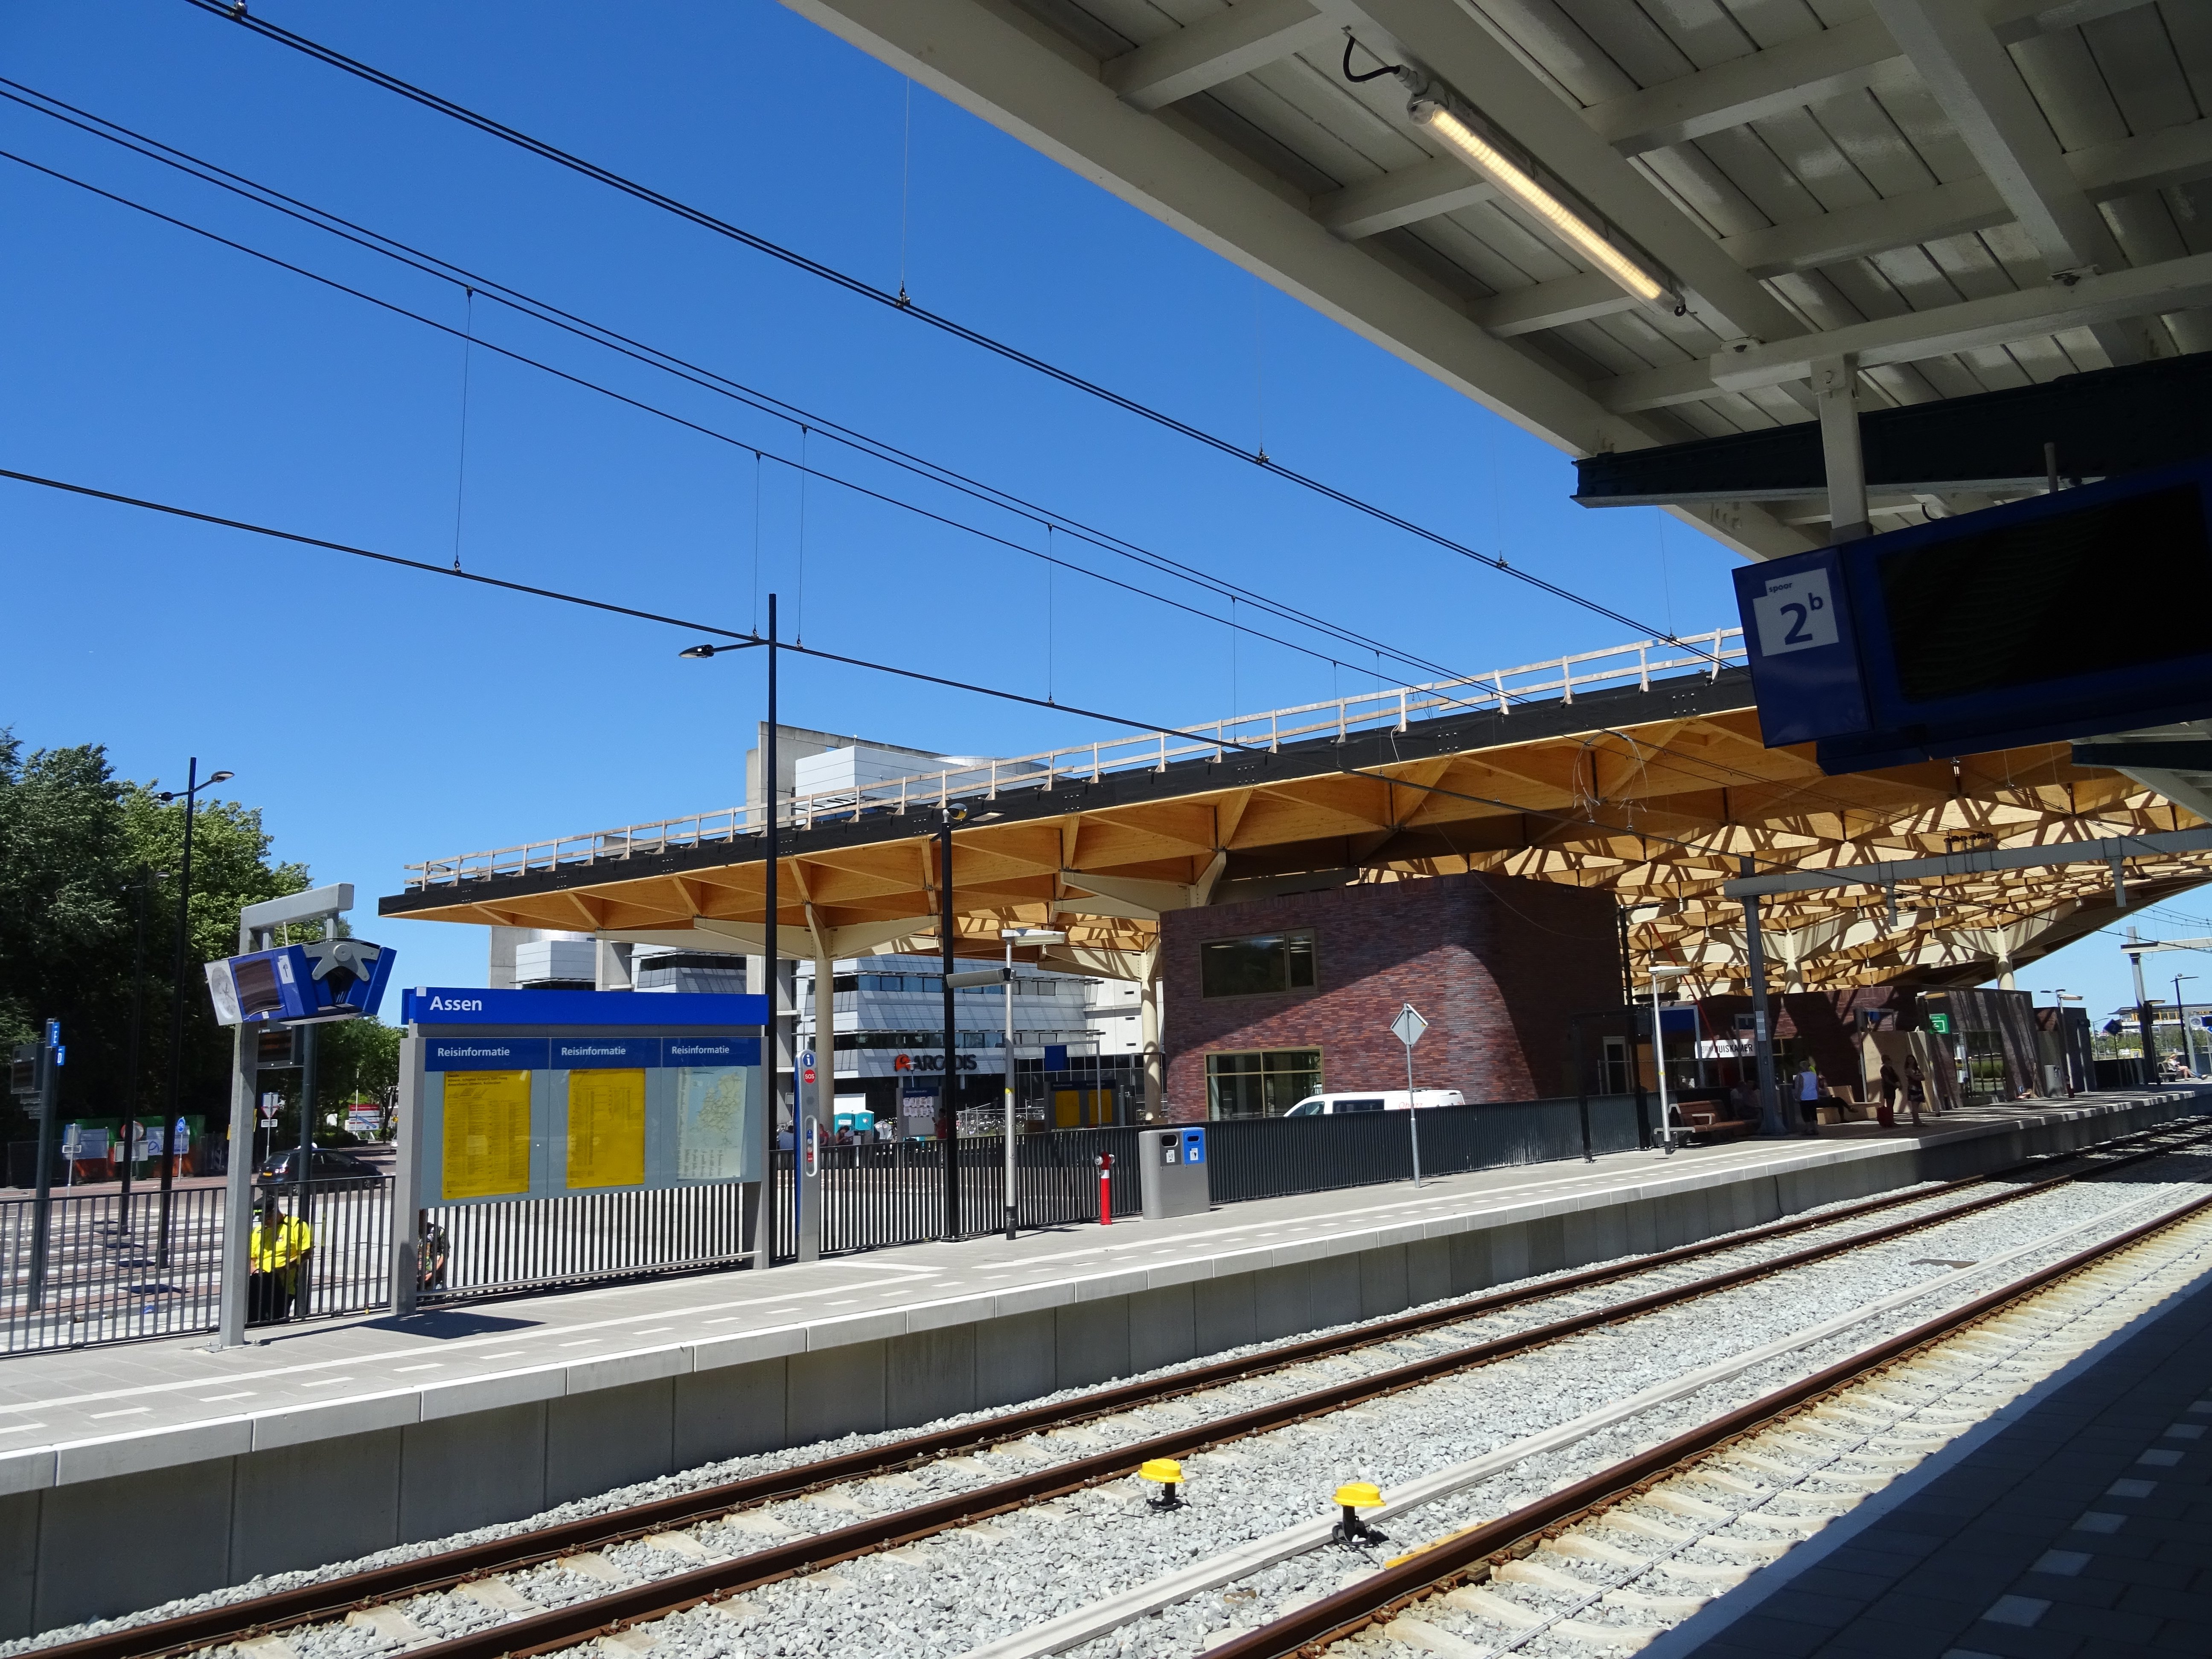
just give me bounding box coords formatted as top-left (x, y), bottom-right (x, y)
top-left (1208, 1184), bottom-right (2212, 1659)
top-left (30, 1121), bottom-right (2203, 1659)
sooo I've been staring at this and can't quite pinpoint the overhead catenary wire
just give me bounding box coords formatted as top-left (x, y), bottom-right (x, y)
top-left (0, 154), bottom-right (1925, 856)
top-left (167, 4), bottom-right (1726, 659)
top-left (0, 145), bottom-right (1381, 680)
top-left (0, 464), bottom-right (1767, 869)
top-left (0, 87), bottom-right (1910, 832)
top-left (0, 84), bottom-right (1502, 694)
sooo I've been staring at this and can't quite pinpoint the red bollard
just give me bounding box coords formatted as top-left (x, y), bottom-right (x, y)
top-left (1096, 1152), bottom-right (1115, 1225)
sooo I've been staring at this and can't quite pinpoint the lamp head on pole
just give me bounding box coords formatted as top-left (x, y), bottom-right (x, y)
top-left (154, 769), bottom-right (233, 803)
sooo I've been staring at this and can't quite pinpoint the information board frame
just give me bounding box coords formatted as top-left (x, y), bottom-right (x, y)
top-left (392, 989), bottom-right (767, 1311)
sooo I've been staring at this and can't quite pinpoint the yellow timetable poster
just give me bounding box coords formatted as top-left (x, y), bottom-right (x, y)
top-left (567, 1068), bottom-right (646, 1189)
top-left (442, 1070), bottom-right (533, 1199)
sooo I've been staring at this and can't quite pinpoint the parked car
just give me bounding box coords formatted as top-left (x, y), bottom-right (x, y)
top-left (1283, 1089), bottom-right (1466, 1116)
top-left (254, 1147), bottom-right (384, 1189)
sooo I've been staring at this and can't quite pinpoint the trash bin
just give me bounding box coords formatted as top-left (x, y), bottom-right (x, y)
top-left (1138, 1126), bottom-right (1210, 1221)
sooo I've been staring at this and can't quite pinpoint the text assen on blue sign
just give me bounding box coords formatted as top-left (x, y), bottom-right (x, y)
top-left (425, 1036), bottom-right (760, 1071)
top-left (404, 987), bottom-right (768, 1028)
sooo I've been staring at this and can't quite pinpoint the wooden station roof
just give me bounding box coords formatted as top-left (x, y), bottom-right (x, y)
top-left (380, 667), bottom-right (2210, 995)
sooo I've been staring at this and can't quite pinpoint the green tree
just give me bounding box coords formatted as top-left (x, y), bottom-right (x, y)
top-left (258, 1015), bottom-right (402, 1147)
top-left (0, 735), bottom-right (131, 1112)
top-left (0, 731), bottom-right (323, 1138)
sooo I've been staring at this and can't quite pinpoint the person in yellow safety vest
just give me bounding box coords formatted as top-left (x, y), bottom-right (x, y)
top-left (247, 1196), bottom-right (312, 1324)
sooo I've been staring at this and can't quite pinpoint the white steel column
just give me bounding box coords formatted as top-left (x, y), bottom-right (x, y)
top-left (390, 1031), bottom-right (421, 1317)
top-left (1813, 355), bottom-right (1869, 543)
top-left (1138, 948), bottom-right (1164, 1121)
top-left (215, 1018), bottom-right (258, 1348)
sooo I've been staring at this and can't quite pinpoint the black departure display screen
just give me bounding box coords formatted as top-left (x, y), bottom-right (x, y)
top-left (231, 955), bottom-right (285, 1021)
top-left (1876, 482), bottom-right (2212, 705)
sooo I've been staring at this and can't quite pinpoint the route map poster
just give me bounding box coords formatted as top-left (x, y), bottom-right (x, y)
top-left (566, 1068), bottom-right (647, 1189)
top-left (676, 1066), bottom-right (751, 1182)
top-left (442, 1069), bottom-right (533, 1199)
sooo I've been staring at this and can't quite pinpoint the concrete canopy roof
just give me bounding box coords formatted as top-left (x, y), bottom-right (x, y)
top-left (777, 0), bottom-right (2212, 551)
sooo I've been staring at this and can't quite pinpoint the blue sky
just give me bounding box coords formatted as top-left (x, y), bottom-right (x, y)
top-left (0, 1), bottom-right (2179, 1016)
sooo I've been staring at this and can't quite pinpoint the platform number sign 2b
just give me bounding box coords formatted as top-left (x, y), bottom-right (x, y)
top-left (1751, 569), bottom-right (1839, 657)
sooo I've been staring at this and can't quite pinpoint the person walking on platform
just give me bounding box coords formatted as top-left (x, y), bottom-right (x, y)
top-left (1903, 1057), bottom-right (1928, 1128)
top-left (247, 1194), bottom-right (311, 1324)
top-left (1876, 1059), bottom-right (1901, 1129)
top-left (1795, 1059), bottom-right (1825, 1130)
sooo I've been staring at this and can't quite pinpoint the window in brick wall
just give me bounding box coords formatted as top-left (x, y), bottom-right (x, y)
top-left (1199, 930), bottom-right (1317, 998)
top-left (1207, 1049), bottom-right (1321, 1118)
top-left (1600, 1036), bottom-right (1631, 1095)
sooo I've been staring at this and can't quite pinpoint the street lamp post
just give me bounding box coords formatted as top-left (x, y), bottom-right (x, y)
top-left (117, 864), bottom-right (164, 1240)
top-left (1648, 965), bottom-right (1692, 1155)
top-left (998, 928), bottom-right (1066, 1239)
top-left (154, 760), bottom-right (232, 1268)
top-left (939, 812), bottom-right (961, 1242)
top-left (679, 607), bottom-right (775, 1265)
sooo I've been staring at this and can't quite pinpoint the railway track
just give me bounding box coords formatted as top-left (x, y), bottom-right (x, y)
top-left (1199, 1180), bottom-right (2212, 1659)
top-left (22, 1119), bottom-right (2212, 1659)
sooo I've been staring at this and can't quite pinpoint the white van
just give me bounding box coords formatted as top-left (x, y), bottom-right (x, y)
top-left (1283, 1089), bottom-right (1465, 1116)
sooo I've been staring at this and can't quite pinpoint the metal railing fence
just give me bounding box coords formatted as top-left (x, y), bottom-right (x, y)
top-left (405, 630), bottom-right (1744, 890)
top-left (0, 1176), bottom-right (393, 1353)
top-left (0, 1186), bottom-right (224, 1353)
top-left (422, 1183), bottom-right (754, 1302)
top-left (776, 1128), bottom-right (1143, 1256)
top-left (291, 1178), bottom-right (396, 1320)
top-left (750, 1097), bottom-right (1649, 1261)
top-left (0, 1100), bottom-right (1656, 1335)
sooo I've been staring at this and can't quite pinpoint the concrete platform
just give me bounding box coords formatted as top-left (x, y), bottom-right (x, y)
top-left (0, 1090), bottom-right (2200, 1636)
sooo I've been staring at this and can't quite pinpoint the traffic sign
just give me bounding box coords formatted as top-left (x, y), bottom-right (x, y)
top-left (1390, 1004), bottom-right (1429, 1048)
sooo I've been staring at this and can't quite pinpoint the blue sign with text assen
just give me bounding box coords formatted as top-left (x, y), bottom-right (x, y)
top-left (404, 987), bottom-right (767, 1027)
top-left (425, 1037), bottom-right (551, 1072)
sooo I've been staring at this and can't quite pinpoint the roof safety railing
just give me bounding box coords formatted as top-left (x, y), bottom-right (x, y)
top-left (403, 627), bottom-right (1743, 890)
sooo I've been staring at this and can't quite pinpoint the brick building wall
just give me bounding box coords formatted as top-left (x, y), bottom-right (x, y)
top-left (1160, 872), bottom-right (1623, 1121)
